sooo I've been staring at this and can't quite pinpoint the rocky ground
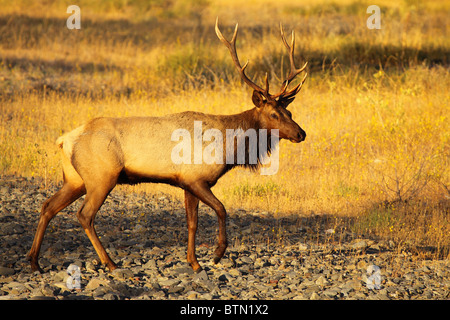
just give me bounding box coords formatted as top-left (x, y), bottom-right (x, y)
top-left (1, 175), bottom-right (449, 300)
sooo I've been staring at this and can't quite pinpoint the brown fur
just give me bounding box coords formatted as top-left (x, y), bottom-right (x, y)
top-left (28, 21), bottom-right (307, 273)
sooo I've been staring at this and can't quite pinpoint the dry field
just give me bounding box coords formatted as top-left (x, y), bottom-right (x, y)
top-left (0, 0), bottom-right (449, 259)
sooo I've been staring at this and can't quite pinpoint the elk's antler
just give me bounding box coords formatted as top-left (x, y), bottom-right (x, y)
top-left (215, 18), bottom-right (308, 102)
top-left (215, 18), bottom-right (270, 99)
top-left (272, 23), bottom-right (308, 100)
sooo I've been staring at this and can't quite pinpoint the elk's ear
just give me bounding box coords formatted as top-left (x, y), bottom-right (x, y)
top-left (252, 91), bottom-right (265, 108)
top-left (279, 97), bottom-right (295, 109)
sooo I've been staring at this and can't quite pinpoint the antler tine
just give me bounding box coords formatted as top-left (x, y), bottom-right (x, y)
top-left (264, 72), bottom-right (270, 97)
top-left (215, 17), bottom-right (238, 47)
top-left (282, 72), bottom-right (308, 98)
top-left (279, 23), bottom-right (308, 83)
top-left (215, 17), bottom-right (268, 97)
top-left (271, 23), bottom-right (308, 99)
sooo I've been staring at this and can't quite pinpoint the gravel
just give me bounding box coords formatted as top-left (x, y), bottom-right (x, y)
top-left (1, 175), bottom-right (449, 300)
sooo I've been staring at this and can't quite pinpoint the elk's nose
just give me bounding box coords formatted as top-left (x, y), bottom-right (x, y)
top-left (298, 130), bottom-right (306, 142)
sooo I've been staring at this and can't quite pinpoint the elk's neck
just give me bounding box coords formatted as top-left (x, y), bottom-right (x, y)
top-left (227, 108), bottom-right (261, 131)
top-left (224, 108), bottom-right (275, 171)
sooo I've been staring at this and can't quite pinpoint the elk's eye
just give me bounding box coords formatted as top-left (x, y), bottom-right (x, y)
top-left (270, 113), bottom-right (279, 120)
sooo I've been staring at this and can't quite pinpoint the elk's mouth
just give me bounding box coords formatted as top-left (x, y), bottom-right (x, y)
top-left (289, 133), bottom-right (305, 143)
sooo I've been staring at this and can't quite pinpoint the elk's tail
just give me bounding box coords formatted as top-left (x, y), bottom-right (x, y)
top-left (56, 125), bottom-right (86, 160)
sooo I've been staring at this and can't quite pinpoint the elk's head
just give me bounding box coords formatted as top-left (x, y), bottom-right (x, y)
top-left (215, 18), bottom-right (307, 143)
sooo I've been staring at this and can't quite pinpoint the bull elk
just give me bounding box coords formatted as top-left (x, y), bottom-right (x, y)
top-left (28, 18), bottom-right (308, 274)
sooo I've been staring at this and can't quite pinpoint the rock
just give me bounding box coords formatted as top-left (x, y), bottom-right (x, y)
top-left (219, 258), bottom-right (235, 268)
top-left (109, 282), bottom-right (132, 297)
top-left (351, 240), bottom-right (369, 250)
top-left (238, 256), bottom-right (253, 264)
top-left (186, 291), bottom-right (199, 299)
top-left (1, 222), bottom-right (24, 235)
top-left (323, 288), bottom-right (340, 298)
top-left (168, 285), bottom-right (184, 294)
top-left (92, 286), bottom-right (111, 298)
top-left (310, 292), bottom-right (320, 300)
top-left (5, 281), bottom-right (27, 294)
top-left (159, 278), bottom-right (181, 287)
top-left (229, 269), bottom-right (241, 277)
top-left (143, 259), bottom-right (157, 269)
top-left (357, 260), bottom-right (368, 270)
top-left (111, 268), bottom-right (134, 280)
top-left (103, 293), bottom-right (120, 300)
top-left (343, 280), bottom-right (362, 291)
top-left (53, 270), bottom-right (68, 282)
top-left (40, 284), bottom-right (59, 296)
top-left (193, 270), bottom-right (215, 291)
top-left (173, 266), bottom-right (194, 276)
top-left (315, 275), bottom-right (328, 286)
top-left (254, 258), bottom-right (266, 268)
top-left (193, 270), bottom-right (209, 282)
top-left (200, 292), bottom-right (213, 299)
top-left (53, 282), bottom-right (70, 291)
top-left (133, 224), bottom-right (146, 233)
top-left (286, 271), bottom-right (298, 280)
top-left (86, 278), bottom-right (111, 291)
top-left (298, 243), bottom-right (309, 251)
top-left (0, 267), bottom-right (15, 276)
top-left (86, 260), bottom-right (99, 273)
top-left (151, 290), bottom-right (166, 299)
top-left (218, 273), bottom-right (232, 282)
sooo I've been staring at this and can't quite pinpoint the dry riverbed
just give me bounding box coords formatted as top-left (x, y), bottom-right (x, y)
top-left (1, 175), bottom-right (449, 300)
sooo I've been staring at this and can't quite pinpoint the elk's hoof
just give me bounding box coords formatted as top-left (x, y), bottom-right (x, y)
top-left (30, 264), bottom-right (44, 274)
top-left (213, 255), bottom-right (222, 264)
top-left (193, 266), bottom-right (203, 274)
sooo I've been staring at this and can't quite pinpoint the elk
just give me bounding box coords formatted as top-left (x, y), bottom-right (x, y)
top-left (27, 18), bottom-right (308, 274)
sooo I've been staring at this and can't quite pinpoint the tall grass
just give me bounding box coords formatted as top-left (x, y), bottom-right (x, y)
top-left (1, 0), bottom-right (449, 258)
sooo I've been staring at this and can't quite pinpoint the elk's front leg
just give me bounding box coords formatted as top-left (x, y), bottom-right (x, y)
top-left (184, 190), bottom-right (201, 272)
top-left (76, 186), bottom-right (117, 271)
top-left (187, 182), bottom-right (228, 265)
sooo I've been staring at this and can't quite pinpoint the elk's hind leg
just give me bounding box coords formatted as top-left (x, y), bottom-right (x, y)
top-left (28, 151), bottom-right (86, 273)
top-left (28, 182), bottom-right (86, 273)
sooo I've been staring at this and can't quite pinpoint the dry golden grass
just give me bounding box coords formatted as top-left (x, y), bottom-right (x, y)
top-left (1, 0), bottom-right (449, 258)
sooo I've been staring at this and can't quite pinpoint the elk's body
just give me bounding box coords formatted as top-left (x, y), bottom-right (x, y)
top-left (58, 109), bottom-right (282, 188)
top-left (28, 19), bottom-right (308, 274)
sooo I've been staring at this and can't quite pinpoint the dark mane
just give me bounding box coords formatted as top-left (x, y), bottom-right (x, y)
top-left (225, 125), bottom-right (277, 172)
